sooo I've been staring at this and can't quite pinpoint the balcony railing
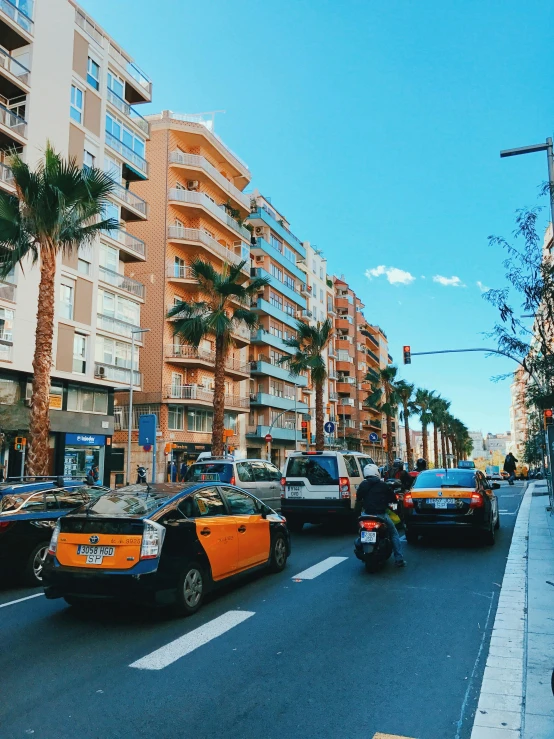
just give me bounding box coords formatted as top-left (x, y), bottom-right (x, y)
top-left (105, 130), bottom-right (148, 175)
top-left (169, 151), bottom-right (250, 209)
top-left (96, 314), bottom-right (142, 340)
top-left (0, 328), bottom-right (12, 341)
top-left (367, 348), bottom-right (380, 363)
top-left (165, 384), bottom-right (250, 408)
top-left (167, 263), bottom-right (194, 280)
top-left (165, 344), bottom-right (250, 374)
top-left (75, 8), bottom-right (102, 45)
top-left (167, 225), bottom-right (249, 272)
top-left (110, 179), bottom-right (147, 216)
top-left (0, 280), bottom-right (16, 301)
top-left (103, 227), bottom-right (146, 258)
top-left (106, 88), bottom-right (149, 136)
top-left (297, 309), bottom-right (312, 318)
top-left (337, 376), bottom-right (356, 385)
top-left (168, 188), bottom-right (251, 241)
top-left (339, 398), bottom-right (355, 406)
top-left (0, 101), bottom-right (26, 138)
top-left (0, 0), bottom-right (33, 33)
top-left (98, 266), bottom-right (145, 299)
top-left (108, 43), bottom-right (152, 97)
top-left (329, 392), bottom-right (339, 400)
top-left (0, 46), bottom-right (30, 85)
top-left (94, 361), bottom-right (142, 387)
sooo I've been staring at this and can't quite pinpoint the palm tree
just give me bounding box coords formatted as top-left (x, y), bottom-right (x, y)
top-left (396, 380), bottom-right (415, 469)
top-left (365, 365), bottom-right (398, 466)
top-left (168, 258), bottom-right (269, 456)
top-left (0, 145), bottom-right (117, 476)
top-left (429, 395), bottom-right (450, 468)
top-left (282, 319), bottom-right (333, 451)
top-left (414, 388), bottom-right (435, 462)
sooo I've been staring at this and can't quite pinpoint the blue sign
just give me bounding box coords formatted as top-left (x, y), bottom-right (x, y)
top-left (66, 433), bottom-right (106, 446)
top-left (139, 414), bottom-right (157, 446)
top-left (324, 421), bottom-right (335, 434)
top-left (369, 432), bottom-right (379, 443)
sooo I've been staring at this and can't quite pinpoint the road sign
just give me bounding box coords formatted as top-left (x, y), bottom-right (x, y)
top-left (324, 421), bottom-right (335, 434)
top-left (143, 444), bottom-right (152, 452)
top-left (265, 434), bottom-right (272, 442)
top-left (139, 414), bottom-right (157, 446)
top-left (369, 432), bottom-right (379, 442)
top-left (382, 433), bottom-right (388, 440)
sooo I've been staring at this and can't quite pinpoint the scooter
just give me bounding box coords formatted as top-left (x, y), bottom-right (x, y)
top-left (354, 480), bottom-right (403, 573)
top-left (136, 465), bottom-right (148, 484)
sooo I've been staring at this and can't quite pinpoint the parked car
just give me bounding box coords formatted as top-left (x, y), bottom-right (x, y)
top-left (0, 485), bottom-right (111, 585)
top-left (281, 450), bottom-right (378, 530)
top-left (43, 482), bottom-right (290, 615)
top-left (0, 477), bottom-right (84, 499)
top-left (485, 465), bottom-right (502, 481)
top-left (184, 458), bottom-right (282, 509)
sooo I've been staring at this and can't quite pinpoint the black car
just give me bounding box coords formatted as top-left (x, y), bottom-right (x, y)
top-left (0, 485), bottom-right (111, 585)
top-left (43, 482), bottom-right (290, 615)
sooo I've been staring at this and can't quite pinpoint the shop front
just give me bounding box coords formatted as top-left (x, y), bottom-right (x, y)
top-left (64, 433), bottom-right (107, 481)
top-left (170, 442), bottom-right (211, 480)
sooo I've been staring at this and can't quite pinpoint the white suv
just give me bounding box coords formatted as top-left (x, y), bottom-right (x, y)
top-left (281, 451), bottom-right (378, 531)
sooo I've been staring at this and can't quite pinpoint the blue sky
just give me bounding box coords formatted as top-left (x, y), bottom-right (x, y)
top-left (83, 0), bottom-right (554, 434)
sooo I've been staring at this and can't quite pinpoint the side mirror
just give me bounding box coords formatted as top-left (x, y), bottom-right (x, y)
top-left (260, 504), bottom-right (271, 519)
top-left (492, 482), bottom-right (501, 490)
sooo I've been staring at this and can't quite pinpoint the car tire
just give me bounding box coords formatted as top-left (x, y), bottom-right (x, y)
top-left (269, 533), bottom-right (288, 573)
top-left (23, 541), bottom-right (49, 586)
top-left (405, 530), bottom-right (419, 545)
top-left (174, 563), bottom-right (205, 616)
top-left (287, 517), bottom-right (304, 533)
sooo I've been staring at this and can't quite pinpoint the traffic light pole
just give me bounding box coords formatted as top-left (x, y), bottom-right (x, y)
top-left (20, 444), bottom-right (25, 481)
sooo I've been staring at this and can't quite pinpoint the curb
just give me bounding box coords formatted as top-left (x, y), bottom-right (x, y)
top-left (469, 483), bottom-right (532, 739)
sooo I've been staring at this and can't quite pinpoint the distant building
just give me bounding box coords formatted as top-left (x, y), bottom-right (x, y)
top-left (469, 431), bottom-right (484, 459)
top-left (485, 432), bottom-right (511, 457)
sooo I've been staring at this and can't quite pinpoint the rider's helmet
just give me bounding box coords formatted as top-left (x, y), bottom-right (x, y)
top-left (392, 458), bottom-right (404, 471)
top-left (363, 463), bottom-right (380, 478)
top-left (416, 458), bottom-right (427, 472)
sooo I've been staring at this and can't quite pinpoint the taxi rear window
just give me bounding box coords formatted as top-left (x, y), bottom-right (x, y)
top-left (184, 463), bottom-right (233, 483)
top-left (84, 492), bottom-right (170, 517)
top-left (412, 470), bottom-right (476, 489)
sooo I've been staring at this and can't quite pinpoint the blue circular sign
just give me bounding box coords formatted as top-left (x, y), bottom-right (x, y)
top-left (369, 432), bottom-right (379, 442)
top-left (324, 421), bottom-right (335, 434)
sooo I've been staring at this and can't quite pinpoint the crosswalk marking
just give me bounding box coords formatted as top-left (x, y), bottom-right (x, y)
top-left (292, 556), bottom-right (348, 580)
top-left (129, 610), bottom-right (255, 670)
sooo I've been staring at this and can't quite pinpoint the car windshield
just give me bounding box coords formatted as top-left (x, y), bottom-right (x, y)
top-left (286, 455), bottom-right (339, 485)
top-left (357, 456), bottom-right (375, 470)
top-left (412, 469), bottom-right (476, 489)
top-left (184, 463), bottom-right (233, 483)
top-left (83, 491), bottom-right (171, 517)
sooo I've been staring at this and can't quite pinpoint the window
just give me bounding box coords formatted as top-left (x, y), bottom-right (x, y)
top-left (168, 404), bottom-right (184, 430)
top-left (103, 200), bottom-right (120, 226)
top-left (250, 461), bottom-right (269, 482)
top-left (320, 267), bottom-right (323, 279)
top-left (187, 408), bottom-right (212, 432)
top-left (271, 264), bottom-right (283, 282)
top-left (60, 281), bottom-right (74, 320)
top-left (106, 113), bottom-right (146, 158)
top-left (67, 386), bottom-right (108, 414)
top-left (171, 372), bottom-right (182, 392)
top-left (343, 456), bottom-right (360, 477)
top-left (270, 234), bottom-right (282, 253)
top-left (284, 302), bottom-right (295, 317)
top-left (107, 71), bottom-right (124, 98)
top-left (270, 291), bottom-right (283, 310)
top-left (100, 243), bottom-right (119, 272)
top-left (104, 154), bottom-right (120, 181)
top-left (97, 289), bottom-right (140, 326)
top-left (77, 259), bottom-right (90, 276)
top-left (285, 455), bottom-right (339, 485)
top-left (73, 334), bottom-right (87, 374)
top-left (87, 58), bottom-right (100, 91)
top-left (284, 274), bottom-right (295, 291)
top-left (70, 84), bottom-right (84, 124)
top-left (320, 288), bottom-right (324, 303)
top-left (283, 245), bottom-right (295, 264)
top-left (83, 150), bottom-right (95, 170)
top-left (265, 463), bottom-right (282, 481)
top-left (222, 488), bottom-right (258, 515)
top-left (187, 488), bottom-right (226, 517)
top-left (236, 462), bottom-right (254, 483)
top-left (269, 380), bottom-right (283, 398)
top-left (0, 306), bottom-right (14, 341)
top-left (173, 256), bottom-right (185, 277)
top-left (95, 336), bottom-right (138, 370)
top-left (0, 374), bottom-right (19, 404)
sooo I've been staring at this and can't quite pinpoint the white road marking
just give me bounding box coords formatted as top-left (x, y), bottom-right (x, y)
top-left (0, 593), bottom-right (44, 609)
top-left (499, 511), bottom-right (517, 515)
top-left (292, 556), bottom-right (348, 580)
top-left (130, 610), bottom-right (255, 671)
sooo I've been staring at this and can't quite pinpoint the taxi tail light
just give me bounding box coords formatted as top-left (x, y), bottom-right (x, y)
top-left (48, 520), bottom-right (61, 555)
top-left (470, 492), bottom-right (484, 508)
top-left (360, 519), bottom-right (383, 530)
top-left (230, 475), bottom-right (236, 486)
top-left (339, 477), bottom-right (350, 499)
top-left (140, 520), bottom-right (166, 560)
top-left (281, 477), bottom-right (286, 498)
top-left (403, 493), bottom-right (414, 508)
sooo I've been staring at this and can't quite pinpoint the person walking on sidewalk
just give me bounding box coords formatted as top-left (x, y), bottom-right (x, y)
top-left (503, 452), bottom-right (518, 485)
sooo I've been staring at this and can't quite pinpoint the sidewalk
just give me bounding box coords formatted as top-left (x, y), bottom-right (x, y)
top-left (471, 481), bottom-right (554, 738)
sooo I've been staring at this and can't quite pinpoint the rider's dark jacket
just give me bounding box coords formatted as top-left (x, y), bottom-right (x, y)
top-left (356, 477), bottom-right (398, 515)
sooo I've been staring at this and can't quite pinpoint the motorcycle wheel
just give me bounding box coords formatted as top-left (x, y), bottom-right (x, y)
top-left (364, 557), bottom-right (381, 573)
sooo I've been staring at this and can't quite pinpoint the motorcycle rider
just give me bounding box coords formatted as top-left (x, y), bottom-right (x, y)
top-left (357, 464), bottom-right (406, 567)
top-left (386, 458), bottom-right (415, 490)
top-left (409, 458), bottom-right (427, 481)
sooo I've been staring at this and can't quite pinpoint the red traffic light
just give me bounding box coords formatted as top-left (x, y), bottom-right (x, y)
top-left (403, 346), bottom-right (411, 365)
top-left (546, 409), bottom-right (553, 417)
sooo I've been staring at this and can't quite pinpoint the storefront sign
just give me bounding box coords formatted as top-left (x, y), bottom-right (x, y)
top-left (65, 433), bottom-right (106, 446)
top-left (49, 394), bottom-right (63, 410)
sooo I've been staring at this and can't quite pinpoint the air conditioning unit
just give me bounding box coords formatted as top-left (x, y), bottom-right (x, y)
top-left (255, 227), bottom-right (263, 235)
top-left (95, 366), bottom-right (106, 378)
top-left (255, 255), bottom-right (264, 262)
top-left (186, 180), bottom-right (199, 191)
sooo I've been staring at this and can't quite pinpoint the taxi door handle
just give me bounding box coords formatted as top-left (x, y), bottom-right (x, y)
top-left (237, 525), bottom-right (247, 533)
top-left (200, 527), bottom-right (211, 536)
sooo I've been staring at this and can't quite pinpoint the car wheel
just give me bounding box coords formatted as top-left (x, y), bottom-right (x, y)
top-left (269, 533), bottom-right (288, 573)
top-left (287, 517), bottom-right (304, 533)
top-left (24, 542), bottom-right (49, 586)
top-left (405, 530), bottom-right (419, 545)
top-left (175, 563), bottom-right (204, 616)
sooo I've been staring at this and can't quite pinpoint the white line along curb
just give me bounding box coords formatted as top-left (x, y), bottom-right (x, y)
top-left (470, 485), bottom-right (532, 739)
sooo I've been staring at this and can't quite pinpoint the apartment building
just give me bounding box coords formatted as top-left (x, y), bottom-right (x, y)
top-left (111, 111), bottom-right (252, 481)
top-left (246, 193), bottom-right (309, 466)
top-left (469, 430), bottom-right (485, 459)
top-left (0, 0), bottom-right (151, 483)
top-left (509, 369), bottom-right (528, 458)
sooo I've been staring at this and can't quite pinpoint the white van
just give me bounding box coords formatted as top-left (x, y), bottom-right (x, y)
top-left (281, 451), bottom-right (378, 531)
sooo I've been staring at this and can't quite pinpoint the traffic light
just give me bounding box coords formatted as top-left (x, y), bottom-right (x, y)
top-left (14, 436), bottom-right (26, 451)
top-left (403, 346), bottom-right (411, 365)
top-left (301, 421), bottom-right (308, 440)
top-left (544, 409), bottom-right (553, 429)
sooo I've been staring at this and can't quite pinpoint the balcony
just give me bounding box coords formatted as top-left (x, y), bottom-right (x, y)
top-left (0, 100), bottom-right (26, 142)
top-left (110, 179), bottom-right (148, 221)
top-left (0, 278), bottom-right (15, 301)
top-left (300, 283), bottom-right (312, 297)
top-left (102, 227), bottom-right (146, 262)
top-left (166, 263), bottom-right (196, 282)
top-left (168, 188), bottom-right (251, 242)
top-left (0, 0), bottom-right (33, 42)
top-left (248, 207), bottom-right (306, 258)
top-left (297, 309), bottom-right (312, 322)
top-left (105, 130), bottom-right (148, 180)
top-left (167, 225), bottom-right (249, 274)
top-left (251, 237), bottom-right (304, 281)
top-left (250, 392), bottom-right (309, 413)
top-left (251, 267), bottom-right (306, 308)
top-left (94, 361), bottom-right (142, 388)
top-left (0, 339), bottom-right (12, 361)
top-left (164, 344), bottom-right (250, 380)
top-left (107, 42), bottom-right (152, 104)
top-left (367, 348), bottom-right (380, 364)
top-left (246, 424), bottom-right (297, 441)
top-left (250, 357), bottom-right (308, 386)
top-left (164, 384), bottom-right (250, 411)
top-left (0, 45), bottom-right (30, 97)
top-left (96, 314), bottom-right (143, 340)
top-left (250, 298), bottom-right (298, 330)
top-left (106, 88), bottom-right (149, 137)
top-left (169, 150), bottom-right (250, 210)
top-left (250, 328), bottom-right (292, 354)
top-left (0, 160), bottom-right (14, 192)
top-left (329, 392), bottom-right (339, 401)
top-left (296, 257), bottom-right (307, 272)
top-left (339, 398), bottom-right (355, 407)
top-left (98, 266), bottom-right (145, 299)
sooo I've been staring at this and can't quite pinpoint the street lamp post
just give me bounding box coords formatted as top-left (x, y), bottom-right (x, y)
top-left (500, 138), bottom-right (554, 226)
top-left (126, 327), bottom-right (150, 485)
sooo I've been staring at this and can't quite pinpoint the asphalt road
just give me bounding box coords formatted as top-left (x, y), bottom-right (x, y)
top-left (0, 482), bottom-right (526, 739)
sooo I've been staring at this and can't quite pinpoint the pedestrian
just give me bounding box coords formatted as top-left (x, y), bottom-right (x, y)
top-left (503, 452), bottom-right (518, 486)
top-left (170, 460), bottom-right (177, 482)
top-left (86, 464), bottom-right (100, 486)
top-left (180, 460), bottom-right (188, 481)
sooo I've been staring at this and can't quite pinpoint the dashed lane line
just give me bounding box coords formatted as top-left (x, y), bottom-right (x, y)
top-left (129, 610), bottom-right (255, 671)
top-left (0, 593), bottom-right (44, 609)
top-left (292, 556), bottom-right (348, 580)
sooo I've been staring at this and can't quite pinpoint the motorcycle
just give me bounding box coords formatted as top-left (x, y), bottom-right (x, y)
top-left (354, 479), bottom-right (404, 573)
top-left (136, 465), bottom-right (148, 484)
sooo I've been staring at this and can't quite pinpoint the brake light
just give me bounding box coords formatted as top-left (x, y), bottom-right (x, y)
top-left (339, 477), bottom-right (350, 498)
top-left (230, 476), bottom-right (236, 486)
top-left (470, 492), bottom-right (484, 508)
top-left (403, 493), bottom-right (414, 508)
top-left (140, 520), bottom-right (166, 560)
top-left (359, 519), bottom-right (383, 530)
top-left (280, 477), bottom-right (286, 497)
top-left (48, 520), bottom-right (61, 555)
top-left (0, 521), bottom-right (11, 532)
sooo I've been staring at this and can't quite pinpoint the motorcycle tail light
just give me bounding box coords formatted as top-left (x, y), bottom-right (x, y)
top-left (339, 477), bottom-right (350, 498)
top-left (140, 520), bottom-right (166, 560)
top-left (230, 475), bottom-right (236, 486)
top-left (48, 520), bottom-right (61, 555)
top-left (470, 492), bottom-right (484, 508)
top-left (360, 520), bottom-right (382, 530)
top-left (403, 493), bottom-right (414, 508)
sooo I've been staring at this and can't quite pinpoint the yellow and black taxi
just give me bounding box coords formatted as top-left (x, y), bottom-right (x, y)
top-left (42, 482), bottom-right (290, 615)
top-left (403, 468), bottom-right (500, 545)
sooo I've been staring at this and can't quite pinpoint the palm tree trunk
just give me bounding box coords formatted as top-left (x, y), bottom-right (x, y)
top-left (433, 423), bottom-right (439, 468)
top-left (422, 422), bottom-right (428, 461)
top-left (315, 379), bottom-right (324, 451)
top-left (26, 246), bottom-right (57, 476)
top-left (211, 334), bottom-right (226, 456)
top-left (451, 437), bottom-right (457, 467)
top-left (403, 403), bottom-right (412, 470)
top-left (386, 409), bottom-right (393, 466)
top-left (441, 427), bottom-right (447, 468)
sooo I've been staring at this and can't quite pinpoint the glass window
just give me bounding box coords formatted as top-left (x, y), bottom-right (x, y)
top-left (286, 455), bottom-right (339, 485)
top-left (283, 245), bottom-right (295, 263)
top-left (73, 334), bottom-right (87, 374)
top-left (221, 487), bottom-right (259, 515)
top-left (236, 462), bottom-right (254, 483)
top-left (0, 306), bottom-right (14, 341)
top-left (184, 463), bottom-right (233, 483)
top-left (70, 84), bottom-right (84, 124)
top-left (271, 264), bottom-right (283, 282)
top-left (107, 71), bottom-right (124, 98)
top-left (188, 488), bottom-right (226, 517)
top-left (55, 489), bottom-right (87, 510)
top-left (270, 234), bottom-right (282, 253)
top-left (59, 282), bottom-right (74, 320)
top-left (87, 58), bottom-right (100, 90)
top-left (83, 150), bottom-right (95, 170)
top-left (67, 386), bottom-right (108, 414)
top-left (412, 469), bottom-right (477, 489)
top-left (265, 463), bottom-right (282, 481)
top-left (77, 259), bottom-right (90, 275)
top-left (343, 455), bottom-right (360, 477)
top-left (250, 461), bottom-right (269, 482)
top-left (168, 405), bottom-right (184, 430)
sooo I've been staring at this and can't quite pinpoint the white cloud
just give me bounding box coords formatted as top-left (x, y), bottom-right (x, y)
top-left (477, 280), bottom-right (489, 292)
top-left (365, 265), bottom-right (416, 285)
top-left (432, 275), bottom-right (466, 287)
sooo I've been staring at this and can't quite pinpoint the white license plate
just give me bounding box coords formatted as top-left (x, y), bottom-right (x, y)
top-left (430, 499), bottom-right (455, 509)
top-left (200, 473), bottom-right (220, 481)
top-left (361, 531), bottom-right (377, 543)
top-left (77, 545), bottom-right (115, 565)
top-left (287, 486), bottom-right (302, 498)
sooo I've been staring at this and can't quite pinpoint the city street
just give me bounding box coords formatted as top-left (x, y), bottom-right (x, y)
top-left (1, 483), bottom-right (525, 739)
